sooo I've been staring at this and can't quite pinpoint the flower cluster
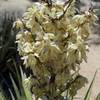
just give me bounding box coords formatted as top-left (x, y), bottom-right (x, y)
top-left (15, 0), bottom-right (97, 99)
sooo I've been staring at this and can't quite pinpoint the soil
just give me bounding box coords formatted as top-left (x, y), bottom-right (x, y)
top-left (75, 34), bottom-right (100, 100)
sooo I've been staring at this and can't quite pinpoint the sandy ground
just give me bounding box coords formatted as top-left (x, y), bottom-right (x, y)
top-left (75, 42), bottom-right (100, 100)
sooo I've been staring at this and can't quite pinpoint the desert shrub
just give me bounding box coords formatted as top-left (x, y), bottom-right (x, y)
top-left (15, 0), bottom-right (97, 99)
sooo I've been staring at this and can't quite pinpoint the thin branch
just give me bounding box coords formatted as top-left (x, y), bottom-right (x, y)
top-left (58, 0), bottom-right (74, 20)
top-left (21, 19), bottom-right (32, 32)
top-left (49, 0), bottom-right (74, 21)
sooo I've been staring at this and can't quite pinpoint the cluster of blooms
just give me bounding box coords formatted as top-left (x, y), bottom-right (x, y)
top-left (15, 0), bottom-right (97, 99)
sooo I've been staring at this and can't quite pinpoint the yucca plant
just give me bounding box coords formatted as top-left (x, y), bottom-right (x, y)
top-left (0, 86), bottom-right (6, 100)
top-left (0, 12), bottom-right (17, 100)
top-left (0, 10), bottom-right (26, 100)
top-left (0, 57), bottom-right (32, 100)
top-left (0, 67), bottom-right (98, 100)
top-left (84, 70), bottom-right (98, 100)
top-left (0, 12), bottom-right (16, 63)
top-left (9, 63), bottom-right (32, 100)
top-left (14, 0), bottom-right (97, 99)
top-left (96, 93), bottom-right (100, 100)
